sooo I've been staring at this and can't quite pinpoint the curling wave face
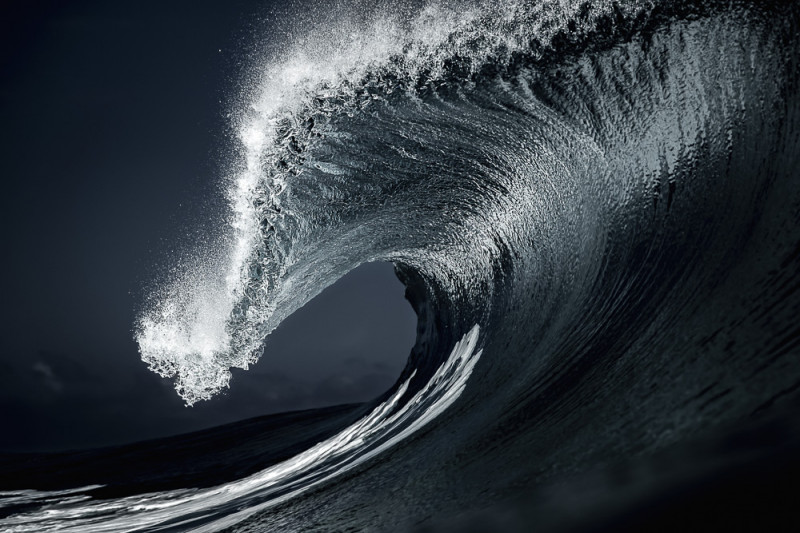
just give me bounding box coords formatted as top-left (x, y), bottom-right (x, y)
top-left (134, 0), bottom-right (667, 404)
top-left (5, 0), bottom-right (800, 531)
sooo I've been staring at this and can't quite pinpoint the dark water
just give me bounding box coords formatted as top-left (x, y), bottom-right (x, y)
top-left (2, 0), bottom-right (800, 530)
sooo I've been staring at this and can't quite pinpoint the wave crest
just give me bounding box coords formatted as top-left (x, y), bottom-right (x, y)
top-left (134, 0), bottom-right (658, 404)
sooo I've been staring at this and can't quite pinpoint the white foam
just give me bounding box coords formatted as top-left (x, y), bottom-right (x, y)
top-left (134, 0), bottom-right (625, 404)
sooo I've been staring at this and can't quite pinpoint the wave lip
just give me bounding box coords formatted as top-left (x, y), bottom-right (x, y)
top-left (133, 0), bottom-right (657, 405)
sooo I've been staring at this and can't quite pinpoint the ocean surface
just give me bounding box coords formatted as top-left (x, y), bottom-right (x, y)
top-left (2, 0), bottom-right (800, 530)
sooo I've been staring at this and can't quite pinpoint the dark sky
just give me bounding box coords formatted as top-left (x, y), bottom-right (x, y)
top-left (0, 0), bottom-right (416, 452)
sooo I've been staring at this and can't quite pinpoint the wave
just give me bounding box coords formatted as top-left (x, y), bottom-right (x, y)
top-left (132, 0), bottom-right (669, 404)
top-left (4, 0), bottom-right (800, 531)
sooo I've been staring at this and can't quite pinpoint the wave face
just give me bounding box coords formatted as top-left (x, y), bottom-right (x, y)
top-left (4, 0), bottom-right (800, 531)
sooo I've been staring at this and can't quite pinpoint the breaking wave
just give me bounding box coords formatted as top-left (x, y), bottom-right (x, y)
top-left (4, 0), bottom-right (800, 531)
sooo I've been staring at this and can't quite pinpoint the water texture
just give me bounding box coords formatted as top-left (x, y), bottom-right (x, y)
top-left (2, 0), bottom-right (799, 531)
